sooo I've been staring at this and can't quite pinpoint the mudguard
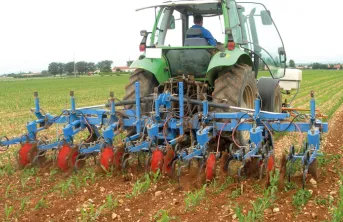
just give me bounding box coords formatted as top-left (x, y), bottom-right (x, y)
top-left (130, 55), bottom-right (170, 84)
top-left (206, 48), bottom-right (252, 86)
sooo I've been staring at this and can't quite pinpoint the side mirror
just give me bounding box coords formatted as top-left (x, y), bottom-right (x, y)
top-left (140, 30), bottom-right (148, 37)
top-left (261, 10), bottom-right (273, 25)
top-left (278, 47), bottom-right (287, 63)
top-left (169, 15), bottom-right (175, 30)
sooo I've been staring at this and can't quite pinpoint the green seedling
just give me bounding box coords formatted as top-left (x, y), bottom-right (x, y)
top-left (35, 198), bottom-right (48, 210)
top-left (20, 197), bottom-right (29, 212)
top-left (235, 170), bottom-right (280, 222)
top-left (127, 173), bottom-right (151, 198)
top-left (185, 184), bottom-right (206, 211)
top-left (154, 209), bottom-right (176, 222)
top-left (292, 189), bottom-right (312, 211)
top-left (4, 204), bottom-right (14, 221)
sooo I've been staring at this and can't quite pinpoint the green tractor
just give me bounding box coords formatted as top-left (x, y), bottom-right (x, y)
top-left (124, 0), bottom-right (287, 143)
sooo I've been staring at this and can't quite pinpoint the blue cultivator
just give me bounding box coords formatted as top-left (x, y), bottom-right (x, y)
top-left (0, 80), bottom-right (328, 188)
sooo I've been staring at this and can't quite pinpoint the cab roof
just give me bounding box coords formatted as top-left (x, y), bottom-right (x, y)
top-left (136, 0), bottom-right (222, 12)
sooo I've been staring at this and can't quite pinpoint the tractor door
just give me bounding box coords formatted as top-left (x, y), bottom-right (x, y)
top-left (236, 2), bottom-right (286, 78)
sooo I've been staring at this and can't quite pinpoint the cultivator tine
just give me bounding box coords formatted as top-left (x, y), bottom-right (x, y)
top-left (0, 136), bottom-right (10, 152)
top-left (113, 143), bottom-right (125, 170)
top-left (219, 151), bottom-right (230, 184)
top-left (302, 166), bottom-right (309, 189)
top-left (121, 153), bottom-right (131, 180)
top-left (31, 148), bottom-right (47, 168)
top-left (278, 153), bottom-right (287, 190)
top-left (196, 160), bottom-right (206, 187)
top-left (145, 155), bottom-right (152, 173)
top-left (163, 148), bottom-right (175, 177)
top-left (74, 154), bottom-right (87, 172)
top-left (308, 159), bottom-right (318, 180)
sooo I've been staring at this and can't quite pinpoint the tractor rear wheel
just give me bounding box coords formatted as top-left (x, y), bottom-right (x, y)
top-left (212, 64), bottom-right (258, 146)
top-left (122, 69), bottom-right (159, 134)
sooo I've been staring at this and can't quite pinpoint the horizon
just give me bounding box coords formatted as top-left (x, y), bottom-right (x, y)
top-left (1, 60), bottom-right (343, 76)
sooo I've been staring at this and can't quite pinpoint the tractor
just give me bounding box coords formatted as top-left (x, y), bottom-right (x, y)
top-left (124, 0), bottom-right (286, 154)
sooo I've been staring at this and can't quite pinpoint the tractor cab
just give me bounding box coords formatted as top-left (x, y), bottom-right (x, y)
top-left (133, 0), bottom-right (287, 85)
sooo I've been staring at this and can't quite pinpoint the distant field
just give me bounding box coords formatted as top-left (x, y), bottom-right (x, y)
top-left (1, 70), bottom-right (343, 137)
top-left (0, 76), bottom-right (129, 136)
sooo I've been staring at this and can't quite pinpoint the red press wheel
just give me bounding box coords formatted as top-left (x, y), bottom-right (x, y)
top-left (150, 150), bottom-right (164, 173)
top-left (205, 153), bottom-right (216, 181)
top-left (18, 143), bottom-right (35, 168)
top-left (100, 147), bottom-right (114, 170)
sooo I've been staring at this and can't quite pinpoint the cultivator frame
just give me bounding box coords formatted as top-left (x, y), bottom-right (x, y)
top-left (0, 79), bottom-right (328, 188)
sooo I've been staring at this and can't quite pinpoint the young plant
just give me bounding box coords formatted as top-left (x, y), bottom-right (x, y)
top-left (286, 160), bottom-right (301, 178)
top-left (0, 162), bottom-right (15, 177)
top-left (23, 167), bottom-right (37, 178)
top-left (154, 209), bottom-right (176, 222)
top-left (284, 181), bottom-right (298, 192)
top-left (292, 189), bottom-right (312, 211)
top-left (80, 204), bottom-right (101, 222)
top-left (332, 174), bottom-right (343, 222)
top-left (4, 204), bottom-right (14, 221)
top-left (235, 170), bottom-right (280, 222)
top-left (127, 174), bottom-right (151, 198)
top-left (35, 198), bottom-right (48, 210)
top-left (252, 183), bottom-right (263, 194)
top-left (73, 175), bottom-right (81, 189)
top-left (20, 177), bottom-right (28, 190)
top-left (35, 177), bottom-right (41, 186)
top-left (59, 178), bottom-right (73, 197)
top-left (210, 176), bottom-right (234, 194)
top-left (84, 168), bottom-right (96, 185)
top-left (184, 184), bottom-right (206, 211)
top-left (317, 154), bottom-right (341, 168)
top-left (5, 184), bottom-right (12, 198)
top-left (20, 197), bottom-right (29, 212)
top-left (49, 168), bottom-right (59, 181)
top-left (315, 196), bottom-right (328, 206)
top-left (151, 169), bottom-right (161, 184)
top-left (230, 187), bottom-right (241, 199)
top-left (104, 194), bottom-right (118, 210)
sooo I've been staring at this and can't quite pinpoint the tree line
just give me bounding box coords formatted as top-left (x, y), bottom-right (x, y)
top-left (47, 60), bottom-right (113, 76)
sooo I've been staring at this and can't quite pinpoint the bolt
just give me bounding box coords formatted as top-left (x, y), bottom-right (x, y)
top-left (310, 90), bottom-right (314, 98)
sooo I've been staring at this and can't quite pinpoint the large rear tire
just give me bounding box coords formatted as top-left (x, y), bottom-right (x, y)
top-left (212, 64), bottom-right (258, 146)
top-left (123, 69), bottom-right (159, 133)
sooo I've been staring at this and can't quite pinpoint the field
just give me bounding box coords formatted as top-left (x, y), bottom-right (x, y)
top-left (0, 70), bottom-right (343, 221)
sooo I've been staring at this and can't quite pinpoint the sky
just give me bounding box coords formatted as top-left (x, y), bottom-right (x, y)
top-left (0, 0), bottom-right (342, 74)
